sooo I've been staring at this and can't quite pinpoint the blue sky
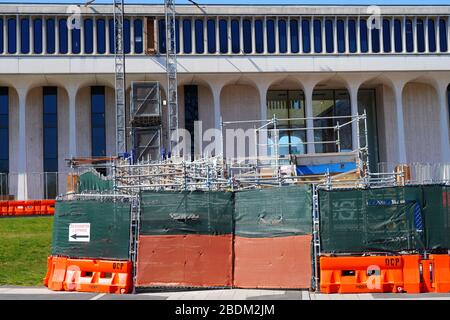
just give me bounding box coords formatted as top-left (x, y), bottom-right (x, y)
top-left (1, 0), bottom-right (450, 5)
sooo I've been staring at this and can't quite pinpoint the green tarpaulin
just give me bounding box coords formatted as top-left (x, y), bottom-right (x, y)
top-left (423, 185), bottom-right (450, 250)
top-left (77, 172), bottom-right (114, 193)
top-left (52, 200), bottom-right (131, 260)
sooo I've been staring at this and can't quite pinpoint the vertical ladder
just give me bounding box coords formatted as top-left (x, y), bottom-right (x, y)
top-left (165, 0), bottom-right (179, 156)
top-left (114, 0), bottom-right (127, 155)
top-left (129, 195), bottom-right (141, 293)
top-left (312, 184), bottom-right (321, 292)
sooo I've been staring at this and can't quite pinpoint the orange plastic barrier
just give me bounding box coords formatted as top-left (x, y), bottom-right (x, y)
top-left (0, 201), bottom-right (8, 216)
top-left (428, 255), bottom-right (450, 293)
top-left (44, 256), bottom-right (132, 294)
top-left (40, 200), bottom-right (55, 215)
top-left (0, 200), bottom-right (55, 217)
top-left (320, 255), bottom-right (422, 294)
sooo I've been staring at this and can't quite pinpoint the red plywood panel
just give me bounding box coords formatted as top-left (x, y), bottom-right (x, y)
top-left (136, 235), bottom-right (232, 288)
top-left (233, 235), bottom-right (312, 289)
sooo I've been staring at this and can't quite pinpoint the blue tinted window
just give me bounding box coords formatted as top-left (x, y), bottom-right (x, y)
top-left (394, 19), bottom-right (402, 52)
top-left (313, 19), bottom-right (322, 53)
top-left (207, 19), bottom-right (216, 54)
top-left (134, 19), bottom-right (143, 54)
top-left (8, 18), bottom-right (17, 54)
top-left (360, 19), bottom-right (368, 53)
top-left (439, 19), bottom-right (448, 52)
top-left (195, 19), bottom-right (204, 54)
top-left (0, 88), bottom-right (8, 173)
top-left (183, 19), bottom-right (192, 54)
top-left (0, 19), bottom-right (3, 54)
top-left (158, 19), bottom-right (166, 54)
top-left (371, 27), bottom-right (380, 53)
top-left (278, 19), bottom-right (287, 53)
top-left (72, 27), bottom-right (81, 54)
top-left (91, 86), bottom-right (106, 157)
top-left (219, 19), bottom-right (228, 54)
top-left (290, 19), bottom-right (299, 53)
top-left (255, 19), bottom-right (264, 53)
top-left (33, 19), bottom-right (43, 54)
top-left (58, 19), bottom-right (68, 54)
top-left (348, 19), bottom-right (357, 53)
top-left (325, 19), bottom-right (333, 53)
top-left (21, 18), bottom-right (30, 54)
top-left (231, 19), bottom-right (239, 54)
top-left (337, 20), bottom-right (345, 53)
top-left (109, 18), bottom-right (115, 54)
top-left (417, 19), bottom-right (425, 53)
top-left (405, 19), bottom-right (413, 52)
top-left (43, 87), bottom-right (58, 173)
top-left (243, 19), bottom-right (252, 54)
top-left (267, 19), bottom-right (275, 53)
top-left (383, 19), bottom-right (391, 52)
top-left (97, 19), bottom-right (106, 54)
top-left (428, 19), bottom-right (436, 53)
top-left (175, 19), bottom-right (180, 54)
top-left (124, 19), bottom-right (131, 54)
top-left (84, 19), bottom-right (93, 54)
top-left (302, 19), bottom-right (311, 53)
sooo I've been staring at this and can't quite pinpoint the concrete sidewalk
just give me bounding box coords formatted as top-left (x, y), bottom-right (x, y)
top-left (1, 287), bottom-right (450, 300)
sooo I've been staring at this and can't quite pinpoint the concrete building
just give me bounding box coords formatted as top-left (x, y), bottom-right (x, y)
top-left (0, 3), bottom-right (449, 199)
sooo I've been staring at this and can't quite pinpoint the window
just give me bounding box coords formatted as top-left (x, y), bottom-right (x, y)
top-left (394, 19), bottom-right (402, 52)
top-left (313, 19), bottom-right (322, 53)
top-left (325, 19), bottom-right (333, 53)
top-left (231, 19), bottom-right (240, 54)
top-left (0, 19), bottom-right (3, 54)
top-left (348, 19), bottom-right (357, 53)
top-left (417, 19), bottom-right (425, 53)
top-left (43, 87), bottom-right (58, 199)
top-left (97, 19), bottom-right (106, 54)
top-left (21, 18), bottom-right (30, 54)
top-left (439, 19), bottom-right (448, 52)
top-left (337, 19), bottom-right (345, 53)
top-left (302, 19), bottom-right (311, 53)
top-left (58, 19), bottom-right (68, 54)
top-left (207, 19), bottom-right (216, 54)
top-left (195, 19), bottom-right (204, 54)
top-left (84, 18), bottom-right (94, 54)
top-left (267, 19), bottom-right (275, 53)
top-left (109, 18), bottom-right (115, 54)
top-left (72, 26), bottom-right (81, 54)
top-left (243, 19), bottom-right (252, 54)
top-left (255, 19), bottom-right (264, 53)
top-left (405, 19), bottom-right (414, 52)
top-left (428, 19), bottom-right (436, 53)
top-left (158, 19), bottom-right (166, 54)
top-left (8, 18), bottom-right (17, 54)
top-left (360, 19), bottom-right (368, 53)
top-left (124, 19), bottom-right (131, 54)
top-left (0, 88), bottom-right (8, 174)
top-left (219, 19), bottom-right (228, 54)
top-left (278, 19), bottom-right (287, 53)
top-left (91, 87), bottom-right (106, 157)
top-left (134, 19), bottom-right (143, 54)
top-left (290, 19), bottom-right (299, 53)
top-left (383, 19), bottom-right (391, 53)
top-left (183, 19), bottom-right (192, 54)
top-left (184, 85), bottom-right (199, 158)
top-left (371, 26), bottom-right (380, 53)
top-left (33, 19), bottom-right (43, 54)
top-left (175, 19), bottom-right (180, 54)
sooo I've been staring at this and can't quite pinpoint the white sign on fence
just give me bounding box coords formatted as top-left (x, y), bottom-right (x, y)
top-left (69, 223), bottom-right (91, 242)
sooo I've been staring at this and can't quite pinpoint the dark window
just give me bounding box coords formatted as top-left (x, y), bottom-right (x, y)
top-left (371, 26), bottom-right (380, 53)
top-left (313, 19), bottom-right (322, 53)
top-left (383, 19), bottom-right (391, 52)
top-left (231, 19), bottom-right (240, 54)
top-left (337, 19), bottom-right (345, 53)
top-left (348, 19), bottom-right (357, 53)
top-left (109, 18), bottom-right (115, 54)
top-left (20, 18), bottom-right (30, 54)
top-left (195, 19), bottom-right (204, 54)
top-left (84, 18), bottom-right (93, 54)
top-left (207, 19), bottom-right (216, 54)
top-left (360, 19), bottom-right (368, 53)
top-left (406, 19), bottom-right (414, 52)
top-left (43, 87), bottom-right (58, 199)
top-left (243, 19), bottom-right (252, 54)
top-left (91, 87), bottom-right (106, 157)
top-left (158, 19), bottom-right (166, 54)
top-left (290, 19), bottom-right (299, 53)
top-left (278, 19), bottom-right (287, 53)
top-left (0, 19), bottom-right (3, 54)
top-left (8, 18), bottom-right (17, 54)
top-left (175, 19), bottom-right (180, 54)
top-left (183, 19), bottom-right (192, 54)
top-left (97, 19), bottom-right (106, 54)
top-left (255, 19), bottom-right (264, 53)
top-left (325, 19), bottom-right (333, 53)
top-left (58, 19), bottom-right (68, 54)
top-left (267, 19), bottom-right (275, 53)
top-left (184, 85), bottom-right (199, 158)
top-left (219, 19), bottom-right (228, 54)
top-left (124, 19), bottom-right (131, 54)
top-left (439, 19), bottom-right (448, 52)
top-left (394, 19), bottom-right (402, 52)
top-left (428, 19), bottom-right (437, 53)
top-left (33, 18), bottom-right (43, 54)
top-left (302, 19), bottom-right (311, 53)
top-left (134, 19), bottom-right (143, 54)
top-left (417, 19), bottom-right (425, 53)
top-left (72, 26), bottom-right (81, 54)
top-left (0, 87), bottom-right (8, 175)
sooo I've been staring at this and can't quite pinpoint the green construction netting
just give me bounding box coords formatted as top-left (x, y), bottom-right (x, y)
top-left (52, 200), bottom-right (131, 260)
top-left (423, 185), bottom-right (450, 250)
top-left (77, 172), bottom-right (114, 193)
top-left (234, 185), bottom-right (313, 238)
top-left (139, 191), bottom-right (234, 235)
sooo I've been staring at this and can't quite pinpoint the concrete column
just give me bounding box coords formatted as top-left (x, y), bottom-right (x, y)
top-left (16, 88), bottom-right (28, 200)
top-left (67, 86), bottom-right (78, 157)
top-left (349, 84), bottom-right (360, 151)
top-left (303, 85), bottom-right (315, 154)
top-left (211, 85), bottom-right (222, 131)
top-left (393, 84), bottom-right (407, 164)
top-left (437, 86), bottom-right (450, 162)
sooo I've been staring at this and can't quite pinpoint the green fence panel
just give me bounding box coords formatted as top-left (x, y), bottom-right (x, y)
top-left (234, 185), bottom-right (313, 238)
top-left (52, 200), bottom-right (131, 260)
top-left (423, 185), bottom-right (450, 250)
top-left (139, 191), bottom-right (234, 235)
top-left (77, 172), bottom-right (114, 193)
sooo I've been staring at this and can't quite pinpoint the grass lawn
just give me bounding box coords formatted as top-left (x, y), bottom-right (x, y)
top-left (0, 217), bottom-right (53, 286)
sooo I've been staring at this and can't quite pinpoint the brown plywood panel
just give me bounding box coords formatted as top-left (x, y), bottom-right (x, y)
top-left (233, 235), bottom-right (312, 289)
top-left (145, 17), bottom-right (156, 55)
top-left (136, 235), bottom-right (232, 288)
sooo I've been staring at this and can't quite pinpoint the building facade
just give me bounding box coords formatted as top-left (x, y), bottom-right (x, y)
top-left (0, 4), bottom-right (449, 199)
